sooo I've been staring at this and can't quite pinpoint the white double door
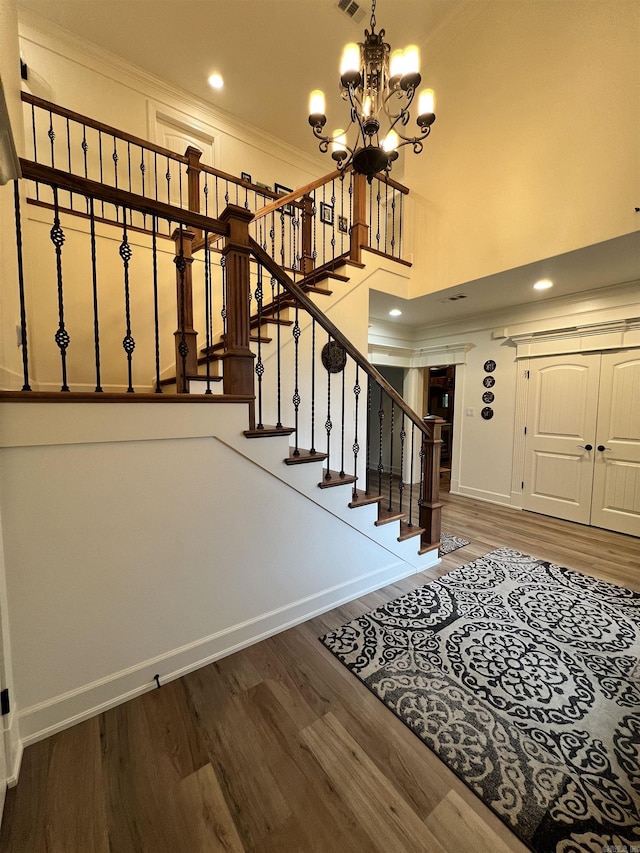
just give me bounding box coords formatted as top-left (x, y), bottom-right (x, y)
top-left (523, 349), bottom-right (640, 536)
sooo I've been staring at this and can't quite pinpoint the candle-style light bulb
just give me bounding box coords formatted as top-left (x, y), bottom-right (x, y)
top-left (382, 130), bottom-right (398, 152)
top-left (390, 49), bottom-right (405, 80)
top-left (403, 45), bottom-right (420, 75)
top-left (340, 43), bottom-right (360, 75)
top-left (309, 90), bottom-right (326, 117)
top-left (418, 88), bottom-right (435, 116)
top-left (332, 129), bottom-right (347, 157)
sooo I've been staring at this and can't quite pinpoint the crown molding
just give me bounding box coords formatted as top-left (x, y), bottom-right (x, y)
top-left (17, 10), bottom-right (326, 177)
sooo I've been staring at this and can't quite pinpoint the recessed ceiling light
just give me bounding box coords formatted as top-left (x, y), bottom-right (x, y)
top-left (208, 73), bottom-right (224, 90)
top-left (389, 308), bottom-right (402, 317)
top-left (533, 279), bottom-right (553, 291)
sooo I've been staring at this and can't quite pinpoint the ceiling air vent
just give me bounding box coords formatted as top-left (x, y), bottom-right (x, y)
top-left (438, 294), bottom-right (468, 303)
top-left (335, 0), bottom-right (366, 24)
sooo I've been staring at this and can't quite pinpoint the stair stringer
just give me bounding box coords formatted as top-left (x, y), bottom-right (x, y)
top-left (218, 424), bottom-right (440, 572)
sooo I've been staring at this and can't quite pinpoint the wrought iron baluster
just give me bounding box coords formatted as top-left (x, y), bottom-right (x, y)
top-left (151, 216), bottom-right (161, 392)
top-left (153, 152), bottom-right (158, 200)
top-left (178, 160), bottom-right (183, 208)
top-left (50, 188), bottom-right (70, 391)
top-left (165, 157), bottom-right (171, 204)
top-left (310, 317), bottom-right (316, 454)
top-left (324, 332), bottom-right (333, 480)
top-left (175, 225), bottom-right (189, 393)
top-left (13, 181), bottom-right (31, 391)
top-left (399, 191), bottom-right (404, 259)
top-left (31, 105), bottom-right (39, 200)
top-left (399, 413), bottom-right (406, 516)
top-left (119, 219), bottom-right (135, 393)
top-left (98, 131), bottom-right (104, 218)
top-left (330, 179), bottom-right (337, 261)
top-left (408, 423), bottom-right (415, 526)
top-left (368, 179), bottom-right (373, 249)
top-left (311, 191), bottom-right (317, 269)
top-left (365, 375), bottom-right (371, 495)
top-left (255, 266), bottom-right (265, 427)
top-left (339, 357), bottom-right (346, 477)
top-left (220, 255), bottom-right (227, 345)
top-left (391, 188), bottom-right (397, 257)
top-left (280, 208), bottom-right (286, 270)
top-left (388, 399), bottom-right (395, 511)
top-left (66, 117), bottom-right (71, 173)
top-left (377, 384), bottom-right (384, 495)
top-left (352, 365), bottom-right (361, 500)
top-left (113, 136), bottom-right (119, 188)
top-left (275, 277), bottom-right (282, 428)
top-left (88, 197), bottom-right (102, 392)
top-left (376, 181), bottom-right (382, 250)
top-left (321, 182), bottom-right (327, 265)
top-left (418, 434), bottom-right (426, 520)
top-left (127, 141), bottom-right (132, 193)
top-left (270, 211), bottom-right (276, 265)
top-left (81, 125), bottom-right (88, 179)
top-left (340, 174), bottom-right (346, 255)
top-left (203, 229), bottom-right (212, 394)
top-left (48, 110), bottom-right (55, 167)
top-left (292, 304), bottom-right (301, 455)
top-left (204, 172), bottom-right (209, 216)
top-left (140, 148), bottom-right (147, 228)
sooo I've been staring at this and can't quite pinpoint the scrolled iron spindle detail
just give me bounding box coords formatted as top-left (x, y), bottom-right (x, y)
top-left (50, 190), bottom-right (70, 391)
top-left (352, 367), bottom-right (361, 500)
top-left (377, 385), bottom-right (384, 494)
top-left (398, 416), bottom-right (406, 516)
top-left (119, 227), bottom-right (136, 392)
top-left (292, 309), bottom-right (301, 456)
top-left (388, 399), bottom-right (395, 512)
top-left (13, 180), bottom-right (31, 391)
top-left (88, 197), bottom-right (103, 392)
top-left (325, 334), bottom-right (333, 480)
top-left (255, 267), bottom-right (265, 428)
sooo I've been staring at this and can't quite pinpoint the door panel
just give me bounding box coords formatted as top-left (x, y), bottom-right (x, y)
top-left (523, 355), bottom-right (600, 523)
top-left (591, 352), bottom-right (640, 536)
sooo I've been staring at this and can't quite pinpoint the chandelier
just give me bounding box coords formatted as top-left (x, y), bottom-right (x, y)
top-left (308, 0), bottom-right (436, 182)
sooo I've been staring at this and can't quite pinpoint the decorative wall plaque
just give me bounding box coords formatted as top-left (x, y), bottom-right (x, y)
top-left (483, 376), bottom-right (496, 388)
top-left (483, 359), bottom-right (496, 372)
top-left (321, 341), bottom-right (347, 373)
top-left (482, 390), bottom-right (495, 403)
top-left (481, 406), bottom-right (494, 420)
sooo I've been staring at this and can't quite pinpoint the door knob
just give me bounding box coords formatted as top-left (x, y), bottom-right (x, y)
top-left (597, 445), bottom-right (611, 452)
top-left (577, 444), bottom-right (593, 451)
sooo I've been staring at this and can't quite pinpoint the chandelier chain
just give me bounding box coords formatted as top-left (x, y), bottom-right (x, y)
top-left (370, 0), bottom-right (376, 31)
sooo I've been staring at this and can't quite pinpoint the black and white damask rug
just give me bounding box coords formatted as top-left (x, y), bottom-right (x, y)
top-left (321, 548), bottom-right (640, 853)
top-left (440, 532), bottom-right (470, 556)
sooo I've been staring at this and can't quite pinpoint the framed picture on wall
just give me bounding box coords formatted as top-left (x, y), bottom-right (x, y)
top-left (338, 215), bottom-right (349, 233)
top-left (274, 183), bottom-right (294, 216)
top-left (240, 171), bottom-right (252, 184)
top-left (320, 202), bottom-right (334, 225)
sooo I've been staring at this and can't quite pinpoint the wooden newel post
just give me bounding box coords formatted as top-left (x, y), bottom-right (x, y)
top-left (419, 415), bottom-right (445, 552)
top-left (185, 145), bottom-right (203, 242)
top-left (172, 228), bottom-right (198, 393)
top-left (301, 194), bottom-right (315, 275)
top-left (220, 204), bottom-right (256, 401)
top-left (350, 172), bottom-right (369, 264)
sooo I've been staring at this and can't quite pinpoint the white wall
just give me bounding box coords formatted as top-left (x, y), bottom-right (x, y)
top-left (406, 0), bottom-right (640, 295)
top-left (0, 401), bottom-right (434, 746)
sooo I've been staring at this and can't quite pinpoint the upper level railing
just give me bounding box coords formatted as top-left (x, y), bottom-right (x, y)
top-left (21, 93), bottom-right (410, 272)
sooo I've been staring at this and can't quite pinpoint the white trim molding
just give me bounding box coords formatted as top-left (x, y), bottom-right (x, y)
top-left (505, 317), bottom-right (640, 359)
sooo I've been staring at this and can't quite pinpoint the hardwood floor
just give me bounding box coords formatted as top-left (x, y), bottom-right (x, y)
top-left (2, 489), bottom-right (639, 852)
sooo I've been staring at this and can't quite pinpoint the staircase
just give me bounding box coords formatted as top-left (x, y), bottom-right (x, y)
top-left (5, 93), bottom-right (444, 562)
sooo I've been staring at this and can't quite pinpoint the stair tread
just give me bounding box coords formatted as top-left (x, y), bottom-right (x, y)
top-left (375, 507), bottom-right (405, 527)
top-left (244, 425), bottom-right (296, 438)
top-left (397, 520), bottom-right (425, 542)
top-left (317, 470), bottom-right (358, 489)
top-left (285, 448), bottom-right (328, 465)
top-left (159, 373), bottom-right (223, 387)
top-left (348, 489), bottom-right (383, 508)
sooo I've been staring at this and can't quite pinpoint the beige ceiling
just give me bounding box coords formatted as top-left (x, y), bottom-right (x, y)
top-left (16, 0), bottom-right (640, 331)
top-left (17, 0), bottom-right (459, 159)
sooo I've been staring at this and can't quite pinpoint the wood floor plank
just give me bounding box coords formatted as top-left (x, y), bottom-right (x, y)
top-left (424, 790), bottom-right (528, 853)
top-left (1, 488), bottom-right (638, 852)
top-left (302, 712), bottom-right (448, 853)
top-left (177, 763), bottom-right (245, 853)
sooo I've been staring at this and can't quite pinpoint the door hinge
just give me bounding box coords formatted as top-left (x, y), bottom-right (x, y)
top-left (0, 689), bottom-right (9, 716)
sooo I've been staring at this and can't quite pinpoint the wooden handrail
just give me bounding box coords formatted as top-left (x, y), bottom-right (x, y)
top-left (22, 92), bottom-right (189, 164)
top-left (248, 236), bottom-right (432, 439)
top-left (20, 160), bottom-right (229, 237)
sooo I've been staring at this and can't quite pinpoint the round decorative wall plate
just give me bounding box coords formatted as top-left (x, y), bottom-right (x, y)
top-left (482, 391), bottom-right (495, 403)
top-left (483, 376), bottom-right (496, 388)
top-left (321, 340), bottom-right (347, 373)
top-left (481, 406), bottom-right (494, 420)
top-left (484, 359), bottom-right (496, 373)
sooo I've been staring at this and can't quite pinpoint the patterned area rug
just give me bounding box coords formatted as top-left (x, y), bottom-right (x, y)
top-left (440, 532), bottom-right (470, 556)
top-left (321, 548), bottom-right (640, 853)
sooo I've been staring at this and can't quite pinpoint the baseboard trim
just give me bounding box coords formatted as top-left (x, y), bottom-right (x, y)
top-left (7, 738), bottom-right (23, 789)
top-left (451, 485), bottom-right (513, 508)
top-left (17, 558), bottom-right (417, 749)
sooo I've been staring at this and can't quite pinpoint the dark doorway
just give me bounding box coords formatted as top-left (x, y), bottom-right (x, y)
top-left (424, 366), bottom-right (455, 489)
